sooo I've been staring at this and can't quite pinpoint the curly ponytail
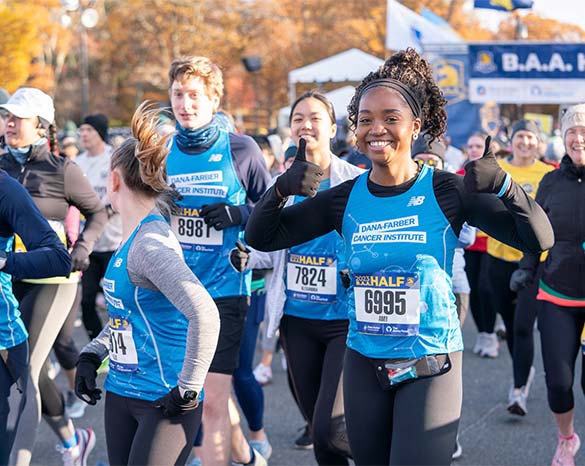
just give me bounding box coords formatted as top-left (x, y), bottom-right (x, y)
top-left (348, 48), bottom-right (447, 143)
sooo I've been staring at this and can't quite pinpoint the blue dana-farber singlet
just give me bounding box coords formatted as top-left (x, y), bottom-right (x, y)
top-left (103, 215), bottom-right (202, 402)
top-left (166, 130), bottom-right (251, 298)
top-left (341, 164), bottom-right (463, 359)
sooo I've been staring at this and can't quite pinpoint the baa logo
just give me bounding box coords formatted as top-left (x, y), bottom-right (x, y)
top-left (433, 59), bottom-right (466, 105)
top-left (480, 102), bottom-right (501, 136)
top-left (473, 51), bottom-right (497, 74)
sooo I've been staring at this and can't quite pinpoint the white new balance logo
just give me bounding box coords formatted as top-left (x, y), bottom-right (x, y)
top-left (208, 153), bottom-right (223, 162)
top-left (407, 196), bottom-right (425, 207)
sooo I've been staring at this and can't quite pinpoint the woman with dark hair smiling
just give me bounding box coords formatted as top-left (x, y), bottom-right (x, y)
top-left (245, 48), bottom-right (553, 465)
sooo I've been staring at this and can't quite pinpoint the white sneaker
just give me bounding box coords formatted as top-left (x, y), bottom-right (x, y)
top-left (57, 428), bottom-right (96, 466)
top-left (507, 386), bottom-right (528, 416)
top-left (48, 360), bottom-right (61, 380)
top-left (253, 363), bottom-right (273, 385)
top-left (452, 434), bottom-right (462, 460)
top-left (65, 390), bottom-right (87, 419)
top-left (473, 333), bottom-right (486, 355)
top-left (480, 333), bottom-right (499, 358)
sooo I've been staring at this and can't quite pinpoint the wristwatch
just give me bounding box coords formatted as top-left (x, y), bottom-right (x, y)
top-left (179, 386), bottom-right (198, 402)
top-left (0, 251), bottom-right (7, 270)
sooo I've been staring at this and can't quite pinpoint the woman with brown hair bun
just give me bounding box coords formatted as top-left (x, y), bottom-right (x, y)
top-left (74, 102), bottom-right (220, 466)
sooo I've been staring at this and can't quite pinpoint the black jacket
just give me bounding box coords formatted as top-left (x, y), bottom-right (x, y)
top-left (0, 144), bottom-right (107, 254)
top-left (520, 155), bottom-right (585, 298)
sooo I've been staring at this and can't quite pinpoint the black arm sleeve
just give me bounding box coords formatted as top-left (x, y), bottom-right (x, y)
top-left (63, 160), bottom-right (108, 252)
top-left (245, 180), bottom-right (355, 251)
top-left (0, 173), bottom-right (71, 279)
top-left (461, 176), bottom-right (554, 253)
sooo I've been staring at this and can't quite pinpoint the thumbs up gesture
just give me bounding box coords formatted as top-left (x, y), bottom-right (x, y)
top-left (463, 136), bottom-right (511, 196)
top-left (275, 138), bottom-right (324, 198)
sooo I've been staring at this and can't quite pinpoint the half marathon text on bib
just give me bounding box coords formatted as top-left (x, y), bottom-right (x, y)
top-left (354, 272), bottom-right (420, 336)
top-left (286, 252), bottom-right (337, 303)
top-left (108, 315), bottom-right (139, 373)
top-left (171, 214), bottom-right (223, 252)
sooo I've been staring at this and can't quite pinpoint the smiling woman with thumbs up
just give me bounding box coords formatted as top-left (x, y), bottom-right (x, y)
top-left (246, 48), bottom-right (553, 466)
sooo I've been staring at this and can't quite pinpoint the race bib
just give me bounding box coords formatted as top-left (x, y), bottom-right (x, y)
top-left (354, 272), bottom-right (420, 336)
top-left (286, 253), bottom-right (337, 303)
top-left (108, 316), bottom-right (139, 373)
top-left (171, 214), bottom-right (223, 252)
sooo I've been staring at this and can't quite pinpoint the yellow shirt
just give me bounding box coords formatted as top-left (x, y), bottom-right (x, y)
top-left (487, 159), bottom-right (554, 263)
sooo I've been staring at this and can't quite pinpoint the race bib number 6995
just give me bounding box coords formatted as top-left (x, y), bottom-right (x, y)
top-left (354, 272), bottom-right (420, 336)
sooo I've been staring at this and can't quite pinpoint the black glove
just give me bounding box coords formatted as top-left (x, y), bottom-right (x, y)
top-left (275, 138), bottom-right (324, 198)
top-left (75, 352), bottom-right (103, 405)
top-left (70, 244), bottom-right (91, 272)
top-left (339, 270), bottom-right (351, 289)
top-left (229, 241), bottom-right (250, 272)
top-left (463, 136), bottom-right (509, 195)
top-left (154, 386), bottom-right (199, 417)
top-left (200, 203), bottom-right (242, 231)
top-left (510, 268), bottom-right (535, 292)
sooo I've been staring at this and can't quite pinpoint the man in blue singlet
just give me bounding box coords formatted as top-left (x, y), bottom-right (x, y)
top-left (166, 56), bottom-right (271, 466)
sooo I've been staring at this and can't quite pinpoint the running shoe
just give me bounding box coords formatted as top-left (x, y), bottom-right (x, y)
top-left (552, 432), bottom-right (580, 466)
top-left (452, 434), bottom-right (462, 460)
top-left (253, 363), bottom-right (273, 385)
top-left (473, 332), bottom-right (486, 355)
top-left (187, 457), bottom-right (202, 466)
top-left (65, 390), bottom-right (87, 419)
top-left (507, 387), bottom-right (528, 416)
top-left (249, 439), bottom-right (272, 460)
top-left (57, 428), bottom-right (96, 466)
top-left (231, 448), bottom-right (267, 466)
top-left (495, 314), bottom-right (507, 340)
top-left (48, 360), bottom-right (61, 380)
top-left (294, 425), bottom-right (313, 450)
top-left (480, 333), bottom-right (499, 358)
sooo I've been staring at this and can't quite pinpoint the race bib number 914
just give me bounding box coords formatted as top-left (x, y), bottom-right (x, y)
top-left (108, 316), bottom-right (139, 373)
top-left (354, 272), bottom-right (420, 336)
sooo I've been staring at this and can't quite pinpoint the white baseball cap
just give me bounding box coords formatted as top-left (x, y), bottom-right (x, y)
top-left (0, 87), bottom-right (55, 126)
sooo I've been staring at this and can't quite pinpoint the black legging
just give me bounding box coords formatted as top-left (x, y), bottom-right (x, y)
top-left (464, 250), bottom-right (496, 333)
top-left (280, 315), bottom-right (350, 466)
top-left (512, 265), bottom-right (542, 389)
top-left (81, 250), bottom-right (112, 339)
top-left (538, 301), bottom-right (585, 414)
top-left (343, 349), bottom-right (462, 466)
top-left (486, 255), bottom-right (518, 355)
top-left (105, 391), bottom-right (202, 466)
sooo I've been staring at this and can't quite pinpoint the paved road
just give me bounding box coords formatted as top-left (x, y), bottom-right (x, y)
top-left (30, 314), bottom-right (584, 465)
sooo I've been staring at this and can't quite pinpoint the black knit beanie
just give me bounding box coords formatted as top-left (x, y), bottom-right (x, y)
top-left (411, 133), bottom-right (446, 160)
top-left (82, 114), bottom-right (109, 142)
top-left (510, 119), bottom-right (539, 140)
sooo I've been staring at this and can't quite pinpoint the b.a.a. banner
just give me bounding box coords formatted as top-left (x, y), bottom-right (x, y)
top-left (425, 44), bottom-right (481, 148)
top-left (474, 0), bottom-right (533, 12)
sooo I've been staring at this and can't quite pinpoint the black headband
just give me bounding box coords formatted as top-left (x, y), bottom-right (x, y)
top-left (360, 78), bottom-right (422, 120)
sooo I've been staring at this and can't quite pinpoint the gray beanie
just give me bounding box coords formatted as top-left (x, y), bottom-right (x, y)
top-left (561, 104), bottom-right (585, 137)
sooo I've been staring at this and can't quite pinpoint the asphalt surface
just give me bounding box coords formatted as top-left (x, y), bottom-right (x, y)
top-left (30, 312), bottom-right (584, 466)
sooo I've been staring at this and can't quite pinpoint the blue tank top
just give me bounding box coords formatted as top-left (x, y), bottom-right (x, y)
top-left (103, 215), bottom-right (200, 402)
top-left (341, 165), bottom-right (463, 359)
top-left (166, 130), bottom-right (251, 298)
top-left (0, 236), bottom-right (27, 350)
top-left (283, 179), bottom-right (349, 321)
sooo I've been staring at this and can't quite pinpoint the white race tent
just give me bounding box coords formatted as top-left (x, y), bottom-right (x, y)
top-left (287, 48), bottom-right (384, 103)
